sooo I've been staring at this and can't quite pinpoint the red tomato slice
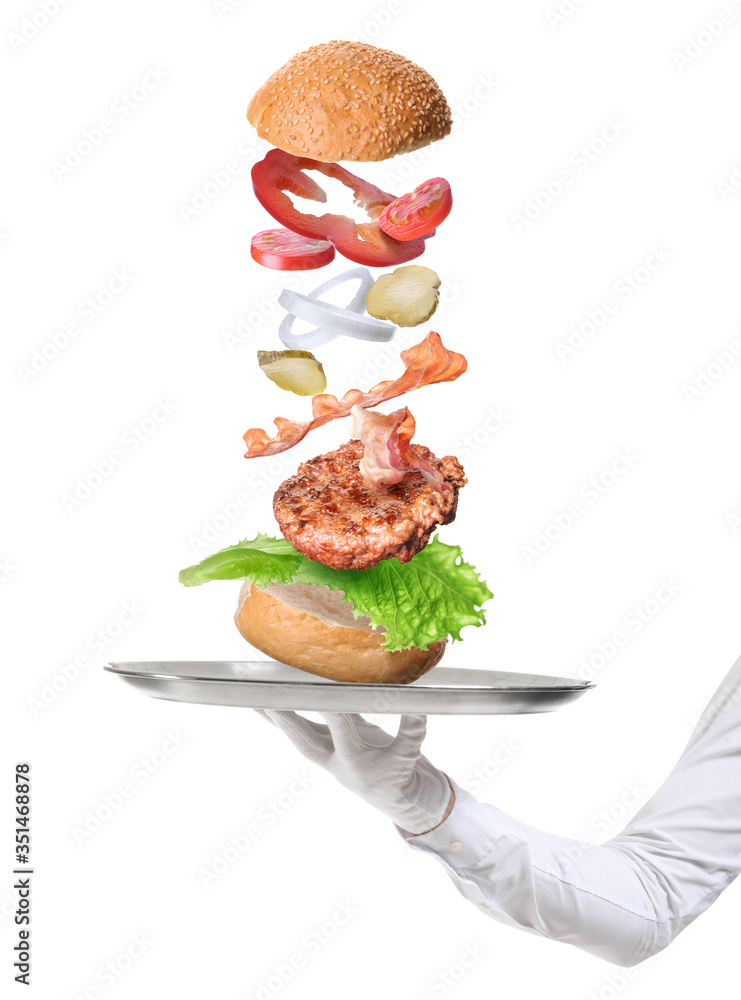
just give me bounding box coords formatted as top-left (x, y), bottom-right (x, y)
top-left (379, 178), bottom-right (452, 241)
top-left (251, 228), bottom-right (335, 270)
top-left (251, 150), bottom-right (432, 267)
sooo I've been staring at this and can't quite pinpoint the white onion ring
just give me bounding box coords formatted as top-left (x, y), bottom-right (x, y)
top-left (278, 268), bottom-right (396, 349)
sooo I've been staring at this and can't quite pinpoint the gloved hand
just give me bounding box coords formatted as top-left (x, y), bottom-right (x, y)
top-left (256, 711), bottom-right (453, 835)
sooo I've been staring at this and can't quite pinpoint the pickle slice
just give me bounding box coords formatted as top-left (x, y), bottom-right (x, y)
top-left (365, 265), bottom-right (440, 327)
top-left (257, 349), bottom-right (327, 396)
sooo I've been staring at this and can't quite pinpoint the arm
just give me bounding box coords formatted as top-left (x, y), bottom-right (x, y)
top-left (401, 654), bottom-right (741, 965)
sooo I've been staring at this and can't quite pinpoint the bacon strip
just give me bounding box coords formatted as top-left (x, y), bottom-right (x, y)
top-left (243, 331), bottom-right (467, 458)
top-left (351, 405), bottom-right (451, 494)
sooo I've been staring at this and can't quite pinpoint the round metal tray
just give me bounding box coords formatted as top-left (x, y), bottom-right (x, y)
top-left (104, 661), bottom-right (594, 715)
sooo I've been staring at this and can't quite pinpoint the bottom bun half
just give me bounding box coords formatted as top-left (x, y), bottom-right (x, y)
top-left (235, 581), bottom-right (447, 684)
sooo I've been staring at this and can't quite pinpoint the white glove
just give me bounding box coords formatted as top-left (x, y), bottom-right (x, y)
top-left (256, 711), bottom-right (453, 835)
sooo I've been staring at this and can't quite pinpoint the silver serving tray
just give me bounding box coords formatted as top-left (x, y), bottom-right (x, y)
top-left (104, 661), bottom-right (594, 715)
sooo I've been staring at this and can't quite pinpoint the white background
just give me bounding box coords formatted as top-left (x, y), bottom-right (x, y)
top-left (4, 0), bottom-right (741, 997)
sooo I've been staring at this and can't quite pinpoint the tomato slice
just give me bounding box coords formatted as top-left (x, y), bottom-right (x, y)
top-left (379, 178), bottom-right (452, 241)
top-left (251, 149), bottom-right (432, 267)
top-left (251, 228), bottom-right (335, 270)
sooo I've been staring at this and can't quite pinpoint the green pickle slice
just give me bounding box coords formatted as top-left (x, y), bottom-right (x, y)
top-left (365, 265), bottom-right (440, 327)
top-left (257, 349), bottom-right (327, 396)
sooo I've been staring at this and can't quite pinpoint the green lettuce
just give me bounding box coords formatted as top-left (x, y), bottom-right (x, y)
top-left (179, 534), bottom-right (493, 652)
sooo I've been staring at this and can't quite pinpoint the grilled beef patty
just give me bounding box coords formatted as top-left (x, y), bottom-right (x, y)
top-left (273, 439), bottom-right (466, 570)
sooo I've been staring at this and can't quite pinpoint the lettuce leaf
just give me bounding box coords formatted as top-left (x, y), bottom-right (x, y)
top-left (179, 534), bottom-right (492, 652)
top-left (178, 533), bottom-right (303, 588)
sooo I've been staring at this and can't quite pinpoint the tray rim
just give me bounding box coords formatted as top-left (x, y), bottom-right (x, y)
top-left (104, 660), bottom-right (596, 694)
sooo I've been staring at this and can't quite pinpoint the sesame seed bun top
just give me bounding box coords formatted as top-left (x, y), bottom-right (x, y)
top-left (247, 40), bottom-right (452, 163)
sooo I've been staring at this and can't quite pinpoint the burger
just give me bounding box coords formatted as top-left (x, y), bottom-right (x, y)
top-left (178, 43), bottom-right (491, 683)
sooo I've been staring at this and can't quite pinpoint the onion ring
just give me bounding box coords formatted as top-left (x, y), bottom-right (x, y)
top-left (278, 268), bottom-right (396, 350)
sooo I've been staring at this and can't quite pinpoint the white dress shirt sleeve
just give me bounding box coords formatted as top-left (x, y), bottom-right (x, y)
top-left (399, 654), bottom-right (741, 966)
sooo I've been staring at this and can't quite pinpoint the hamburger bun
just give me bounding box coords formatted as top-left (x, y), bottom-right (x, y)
top-left (247, 40), bottom-right (452, 163)
top-left (235, 580), bottom-right (447, 683)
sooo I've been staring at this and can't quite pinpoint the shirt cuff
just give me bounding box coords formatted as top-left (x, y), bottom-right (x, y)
top-left (396, 778), bottom-right (501, 869)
